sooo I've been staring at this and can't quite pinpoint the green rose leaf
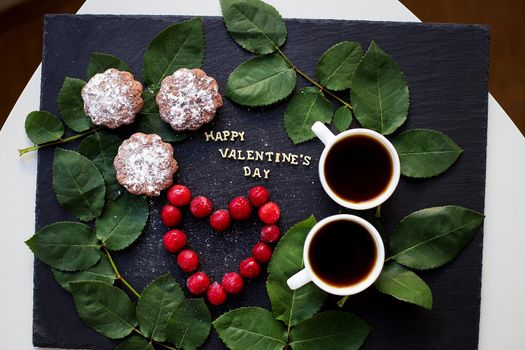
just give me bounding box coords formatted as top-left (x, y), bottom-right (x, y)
top-left (220, 0), bottom-right (287, 54)
top-left (375, 261), bottom-right (433, 310)
top-left (393, 129), bottom-right (463, 178)
top-left (52, 255), bottom-right (116, 292)
top-left (267, 215), bottom-right (326, 327)
top-left (136, 113), bottom-right (188, 143)
top-left (96, 191), bottom-right (149, 251)
top-left (166, 299), bottom-right (212, 350)
top-left (58, 77), bottom-right (92, 132)
top-left (213, 307), bottom-right (287, 350)
top-left (25, 222), bottom-right (101, 271)
top-left (226, 54), bottom-right (296, 107)
top-left (87, 52), bottom-right (133, 79)
top-left (284, 87), bottom-right (333, 144)
top-left (390, 205), bottom-right (485, 270)
top-left (351, 41), bottom-right (409, 135)
top-left (289, 311), bottom-right (370, 350)
top-left (143, 17), bottom-right (204, 89)
top-left (116, 336), bottom-right (155, 350)
top-left (317, 41), bottom-right (363, 91)
top-left (52, 148), bottom-right (106, 221)
top-left (333, 106), bottom-right (352, 132)
top-left (79, 131), bottom-right (122, 200)
top-left (141, 89), bottom-right (159, 114)
top-left (137, 274), bottom-right (184, 342)
top-left (70, 281), bottom-right (138, 339)
top-left (24, 111), bottom-right (64, 145)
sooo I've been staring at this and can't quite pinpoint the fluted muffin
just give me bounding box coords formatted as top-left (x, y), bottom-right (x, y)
top-left (156, 68), bottom-right (222, 131)
top-left (114, 133), bottom-right (178, 196)
top-left (82, 68), bottom-right (143, 129)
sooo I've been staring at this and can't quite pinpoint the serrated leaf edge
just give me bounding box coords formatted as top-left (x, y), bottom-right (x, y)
top-left (389, 205), bottom-right (485, 270)
top-left (393, 128), bottom-right (464, 179)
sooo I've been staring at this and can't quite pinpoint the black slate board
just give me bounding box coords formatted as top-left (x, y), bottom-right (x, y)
top-left (33, 15), bottom-right (489, 350)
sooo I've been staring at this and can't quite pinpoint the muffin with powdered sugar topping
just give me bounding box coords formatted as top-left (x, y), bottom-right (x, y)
top-left (156, 68), bottom-right (223, 131)
top-left (114, 133), bottom-right (178, 197)
top-left (81, 68), bottom-right (143, 129)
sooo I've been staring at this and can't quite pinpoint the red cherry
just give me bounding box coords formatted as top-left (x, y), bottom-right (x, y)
top-left (258, 202), bottom-right (280, 224)
top-left (207, 282), bottom-right (228, 305)
top-left (248, 186), bottom-right (270, 207)
top-left (210, 209), bottom-right (232, 232)
top-left (228, 196), bottom-right (253, 221)
top-left (252, 242), bottom-right (273, 263)
top-left (167, 184), bottom-right (191, 206)
top-left (239, 257), bottom-right (261, 279)
top-left (187, 272), bottom-right (210, 295)
top-left (190, 196), bottom-right (213, 218)
top-left (222, 272), bottom-right (244, 295)
top-left (161, 204), bottom-right (182, 227)
top-left (260, 225), bottom-right (280, 243)
top-left (177, 249), bottom-right (199, 272)
top-left (162, 229), bottom-right (187, 253)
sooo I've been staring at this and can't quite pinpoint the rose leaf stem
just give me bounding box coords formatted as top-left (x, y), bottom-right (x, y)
top-left (275, 47), bottom-right (353, 110)
top-left (103, 246), bottom-right (141, 299)
top-left (18, 126), bottom-right (103, 156)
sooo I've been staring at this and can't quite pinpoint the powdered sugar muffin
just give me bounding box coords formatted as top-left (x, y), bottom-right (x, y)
top-left (114, 133), bottom-right (178, 196)
top-left (156, 68), bottom-right (223, 131)
top-left (82, 68), bottom-right (143, 129)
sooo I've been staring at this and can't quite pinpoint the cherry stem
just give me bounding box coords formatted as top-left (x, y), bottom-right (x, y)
top-left (18, 126), bottom-right (103, 156)
top-left (103, 246), bottom-right (141, 299)
top-left (274, 46), bottom-right (352, 110)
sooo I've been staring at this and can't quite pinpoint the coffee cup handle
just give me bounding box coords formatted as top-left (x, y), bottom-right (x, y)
top-left (311, 121), bottom-right (335, 145)
top-left (287, 269), bottom-right (311, 290)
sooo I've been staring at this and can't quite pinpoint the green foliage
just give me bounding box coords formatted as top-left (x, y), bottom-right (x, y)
top-left (96, 191), bottom-right (149, 251)
top-left (289, 312), bottom-right (370, 350)
top-left (213, 307), bottom-right (288, 350)
top-left (390, 205), bottom-right (484, 270)
top-left (142, 17), bottom-right (204, 88)
top-left (220, 0), bottom-right (287, 54)
top-left (87, 52), bottom-right (133, 79)
top-left (166, 299), bottom-right (212, 350)
top-left (24, 111), bottom-right (64, 145)
top-left (351, 41), bottom-right (409, 135)
top-left (135, 113), bottom-right (189, 142)
top-left (284, 87), bottom-right (333, 144)
top-left (52, 148), bottom-right (106, 221)
top-left (317, 41), bottom-right (363, 91)
top-left (393, 129), bottom-right (463, 178)
top-left (267, 215), bottom-right (326, 327)
top-left (26, 222), bottom-right (100, 271)
top-left (226, 54), bottom-right (296, 107)
top-left (70, 281), bottom-right (137, 339)
top-left (52, 255), bottom-right (116, 292)
top-left (137, 275), bottom-right (184, 342)
top-left (78, 131), bottom-right (122, 200)
top-left (115, 336), bottom-right (155, 350)
top-left (375, 262), bottom-right (432, 310)
top-left (58, 77), bottom-right (92, 132)
top-left (333, 106), bottom-right (352, 132)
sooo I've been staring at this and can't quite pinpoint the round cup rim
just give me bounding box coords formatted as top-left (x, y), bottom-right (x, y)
top-left (303, 214), bottom-right (385, 296)
top-left (318, 128), bottom-right (401, 210)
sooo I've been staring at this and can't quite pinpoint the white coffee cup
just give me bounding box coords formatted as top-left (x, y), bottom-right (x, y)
top-left (286, 214), bottom-right (385, 296)
top-left (311, 121), bottom-right (400, 210)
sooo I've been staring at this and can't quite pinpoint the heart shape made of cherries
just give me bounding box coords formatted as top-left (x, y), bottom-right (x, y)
top-left (159, 184), bottom-right (282, 306)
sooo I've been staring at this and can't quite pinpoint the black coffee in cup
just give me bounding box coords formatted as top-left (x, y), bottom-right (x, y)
top-left (324, 134), bottom-right (393, 203)
top-left (308, 218), bottom-right (377, 287)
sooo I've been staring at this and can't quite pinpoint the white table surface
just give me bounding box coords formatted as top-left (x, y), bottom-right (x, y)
top-left (0, 0), bottom-right (523, 349)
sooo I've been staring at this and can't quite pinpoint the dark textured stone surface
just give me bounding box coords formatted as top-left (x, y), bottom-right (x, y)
top-left (33, 15), bottom-right (488, 349)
